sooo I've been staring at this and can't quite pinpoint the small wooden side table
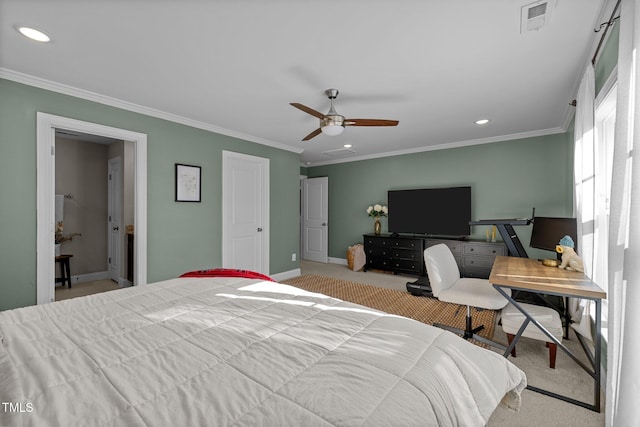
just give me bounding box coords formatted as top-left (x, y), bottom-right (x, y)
top-left (55, 254), bottom-right (73, 288)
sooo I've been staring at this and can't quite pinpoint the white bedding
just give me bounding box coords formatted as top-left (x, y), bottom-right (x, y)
top-left (0, 277), bottom-right (526, 426)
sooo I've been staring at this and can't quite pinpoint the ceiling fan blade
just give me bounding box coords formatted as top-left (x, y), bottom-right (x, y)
top-left (345, 119), bottom-right (399, 127)
top-left (302, 128), bottom-right (322, 141)
top-left (290, 103), bottom-right (325, 119)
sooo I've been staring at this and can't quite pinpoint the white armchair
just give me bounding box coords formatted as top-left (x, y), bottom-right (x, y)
top-left (424, 243), bottom-right (509, 349)
top-left (501, 302), bottom-right (563, 368)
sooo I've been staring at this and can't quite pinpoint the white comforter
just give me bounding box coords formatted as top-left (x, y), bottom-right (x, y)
top-left (0, 277), bottom-right (526, 427)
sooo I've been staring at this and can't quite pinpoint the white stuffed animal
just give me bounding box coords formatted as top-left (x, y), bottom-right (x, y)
top-left (555, 235), bottom-right (584, 272)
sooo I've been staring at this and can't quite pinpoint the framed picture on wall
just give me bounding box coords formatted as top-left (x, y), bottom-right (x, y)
top-left (175, 163), bottom-right (201, 202)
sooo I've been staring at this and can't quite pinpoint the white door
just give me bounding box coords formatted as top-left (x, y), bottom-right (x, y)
top-left (108, 157), bottom-right (122, 282)
top-left (222, 151), bottom-right (269, 273)
top-left (302, 177), bottom-right (328, 263)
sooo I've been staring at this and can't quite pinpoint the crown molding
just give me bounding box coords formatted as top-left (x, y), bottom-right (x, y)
top-left (1, 68), bottom-right (569, 167)
top-left (0, 68), bottom-right (303, 154)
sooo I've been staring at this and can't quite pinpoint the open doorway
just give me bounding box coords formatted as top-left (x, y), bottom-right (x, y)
top-left (36, 113), bottom-right (148, 305)
top-left (53, 131), bottom-right (134, 300)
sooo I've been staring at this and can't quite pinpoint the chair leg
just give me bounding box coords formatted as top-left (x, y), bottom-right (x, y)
top-left (506, 333), bottom-right (517, 357)
top-left (464, 307), bottom-right (484, 339)
top-left (433, 305), bottom-right (506, 351)
top-left (548, 342), bottom-right (557, 369)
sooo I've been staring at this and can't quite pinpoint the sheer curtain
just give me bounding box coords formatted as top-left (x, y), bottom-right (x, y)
top-left (606, 0), bottom-right (640, 425)
top-left (572, 64), bottom-right (597, 341)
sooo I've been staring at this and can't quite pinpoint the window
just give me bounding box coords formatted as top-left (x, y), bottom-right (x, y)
top-left (592, 81), bottom-right (617, 334)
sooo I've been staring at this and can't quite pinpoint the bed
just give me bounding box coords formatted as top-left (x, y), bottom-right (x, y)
top-left (0, 271), bottom-right (526, 426)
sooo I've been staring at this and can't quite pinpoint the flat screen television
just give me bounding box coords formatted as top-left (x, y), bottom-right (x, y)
top-left (529, 216), bottom-right (578, 252)
top-left (387, 186), bottom-right (471, 237)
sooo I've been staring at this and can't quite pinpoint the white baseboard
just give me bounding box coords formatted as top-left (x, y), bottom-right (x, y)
top-left (69, 271), bottom-right (131, 288)
top-left (272, 259), bottom-right (347, 281)
top-left (71, 271), bottom-right (109, 284)
top-left (271, 268), bottom-right (301, 281)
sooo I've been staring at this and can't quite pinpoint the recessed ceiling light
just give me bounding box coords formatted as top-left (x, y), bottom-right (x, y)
top-left (343, 144), bottom-right (353, 148)
top-left (475, 119), bottom-right (490, 125)
top-left (17, 26), bottom-right (51, 42)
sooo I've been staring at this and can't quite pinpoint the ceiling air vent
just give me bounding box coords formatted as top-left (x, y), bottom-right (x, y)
top-left (521, 1), bottom-right (554, 33)
top-left (322, 147), bottom-right (356, 157)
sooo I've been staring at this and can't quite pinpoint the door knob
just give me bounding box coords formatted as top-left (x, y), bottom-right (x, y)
top-left (257, 227), bottom-right (263, 232)
top-left (113, 226), bottom-right (119, 231)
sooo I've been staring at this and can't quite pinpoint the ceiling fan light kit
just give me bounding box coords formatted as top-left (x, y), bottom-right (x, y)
top-left (321, 125), bottom-right (345, 136)
top-left (291, 88), bottom-right (398, 141)
top-left (320, 120), bottom-right (345, 136)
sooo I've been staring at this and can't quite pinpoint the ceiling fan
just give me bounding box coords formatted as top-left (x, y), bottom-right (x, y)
top-left (290, 89), bottom-right (399, 141)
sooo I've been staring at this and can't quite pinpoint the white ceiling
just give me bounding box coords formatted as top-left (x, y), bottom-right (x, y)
top-left (0, 0), bottom-right (610, 165)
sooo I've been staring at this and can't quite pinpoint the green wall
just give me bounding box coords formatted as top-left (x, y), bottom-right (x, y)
top-left (0, 79), bottom-right (301, 311)
top-left (595, 21), bottom-right (619, 96)
top-left (1, 16), bottom-right (619, 312)
top-left (307, 132), bottom-right (574, 261)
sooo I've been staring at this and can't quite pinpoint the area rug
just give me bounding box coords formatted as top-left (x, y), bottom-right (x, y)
top-left (281, 274), bottom-right (497, 345)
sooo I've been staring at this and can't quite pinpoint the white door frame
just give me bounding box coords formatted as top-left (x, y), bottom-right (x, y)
top-left (37, 113), bottom-right (148, 304)
top-left (108, 156), bottom-right (123, 283)
top-left (221, 150), bottom-right (269, 273)
top-left (299, 175), bottom-right (307, 259)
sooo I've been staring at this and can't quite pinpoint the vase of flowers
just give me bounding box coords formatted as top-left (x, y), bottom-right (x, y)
top-left (366, 203), bottom-right (388, 235)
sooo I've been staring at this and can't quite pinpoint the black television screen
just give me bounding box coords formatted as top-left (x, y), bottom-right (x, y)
top-left (387, 186), bottom-right (471, 237)
top-left (529, 216), bottom-right (578, 252)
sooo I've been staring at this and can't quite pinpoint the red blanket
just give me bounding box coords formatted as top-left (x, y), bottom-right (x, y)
top-left (179, 268), bottom-right (275, 282)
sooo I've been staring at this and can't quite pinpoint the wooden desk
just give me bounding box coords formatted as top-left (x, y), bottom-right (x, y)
top-left (55, 254), bottom-right (73, 288)
top-left (489, 256), bottom-right (606, 412)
